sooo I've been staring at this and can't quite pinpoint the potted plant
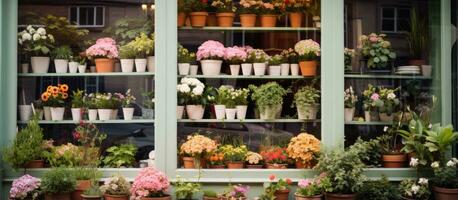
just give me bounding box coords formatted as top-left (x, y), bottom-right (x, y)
top-left (286, 133), bottom-right (321, 168)
top-left (308, 0), bottom-right (320, 28)
top-left (81, 184), bottom-right (103, 200)
top-left (188, 0), bottom-right (209, 27)
top-left (284, 0), bottom-right (307, 27)
top-left (238, 46), bottom-right (253, 75)
top-left (41, 84), bottom-right (69, 121)
top-left (260, 147), bottom-right (288, 169)
top-left (295, 175), bottom-right (331, 200)
top-left (130, 167), bottom-right (171, 200)
top-left (197, 40), bottom-right (226, 75)
top-left (220, 184), bottom-right (250, 200)
top-left (141, 91), bottom-right (155, 119)
top-left (250, 82), bottom-right (286, 119)
top-left (208, 148), bottom-right (226, 168)
top-left (344, 48), bottom-right (355, 72)
top-left (220, 145), bottom-right (248, 169)
top-left (399, 179), bottom-right (430, 200)
top-left (214, 86), bottom-right (230, 120)
top-left (69, 55), bottom-right (79, 73)
top-left (178, 78), bottom-right (209, 119)
top-left (315, 149), bottom-right (365, 200)
top-left (19, 25), bottom-right (55, 73)
top-left (203, 190), bottom-right (219, 200)
top-left (379, 124), bottom-right (407, 168)
top-left (430, 160), bottom-right (458, 199)
top-left (147, 33), bottom-right (155, 72)
top-left (281, 48), bottom-right (299, 76)
top-left (177, 0), bottom-right (189, 27)
top-left (238, 0), bottom-right (261, 27)
top-left (234, 88), bottom-right (250, 119)
top-left (84, 93), bottom-right (98, 121)
top-left (406, 8), bottom-right (429, 67)
top-left (248, 49), bottom-right (270, 76)
top-left (245, 151), bottom-right (264, 168)
top-left (71, 90), bottom-right (85, 121)
top-left (293, 86), bottom-right (320, 120)
top-left (94, 93), bottom-right (118, 121)
top-left (294, 39), bottom-right (320, 76)
top-left (119, 43), bottom-right (136, 72)
top-left (9, 174), bottom-right (42, 199)
top-left (344, 86), bottom-right (357, 122)
top-left (103, 143), bottom-right (138, 168)
top-left (73, 122), bottom-right (106, 166)
top-left (258, 0), bottom-right (282, 27)
top-left (259, 175), bottom-right (292, 200)
top-left (72, 168), bottom-right (102, 200)
top-left (100, 174), bottom-right (131, 200)
top-left (118, 89), bottom-right (136, 120)
top-left (268, 54), bottom-right (282, 76)
top-left (77, 55), bottom-right (87, 73)
top-left (33, 99), bottom-right (44, 120)
top-left (128, 33), bottom-right (154, 72)
top-left (356, 176), bottom-right (400, 200)
top-left (374, 87), bottom-right (399, 122)
top-left (51, 45), bottom-right (72, 73)
top-left (180, 134), bottom-right (217, 168)
top-left (178, 45), bottom-right (196, 75)
top-left (41, 168), bottom-right (77, 200)
top-left (225, 46), bottom-right (247, 76)
top-left (212, 0), bottom-right (237, 27)
top-left (359, 33), bottom-right (396, 71)
top-left (44, 143), bottom-right (84, 167)
top-left (173, 176), bottom-right (202, 200)
top-left (177, 83), bottom-right (188, 120)
top-left (362, 84), bottom-right (378, 121)
top-left (85, 37), bottom-right (119, 73)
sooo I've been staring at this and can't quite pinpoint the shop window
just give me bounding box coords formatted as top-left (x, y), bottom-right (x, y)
top-left (380, 7), bottom-right (410, 33)
top-left (69, 6), bottom-right (105, 27)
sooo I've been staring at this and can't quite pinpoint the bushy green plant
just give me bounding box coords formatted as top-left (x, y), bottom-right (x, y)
top-left (39, 15), bottom-right (89, 49)
top-left (173, 176), bottom-right (202, 200)
top-left (268, 54), bottom-right (283, 65)
top-left (178, 45), bottom-right (196, 63)
top-left (398, 118), bottom-right (433, 166)
top-left (215, 86), bottom-right (237, 108)
top-left (119, 44), bottom-right (137, 59)
top-left (71, 89), bottom-right (85, 108)
top-left (294, 86), bottom-right (320, 107)
top-left (127, 33), bottom-right (154, 58)
top-left (41, 168), bottom-right (77, 194)
top-left (83, 183), bottom-right (103, 197)
top-left (347, 137), bottom-right (383, 167)
top-left (360, 33), bottom-right (396, 69)
top-left (72, 167), bottom-right (102, 181)
top-left (424, 123), bottom-right (458, 162)
top-left (431, 160), bottom-right (458, 188)
top-left (203, 190), bottom-right (218, 198)
top-left (102, 144), bottom-right (138, 167)
top-left (103, 17), bottom-right (154, 46)
top-left (356, 176), bottom-right (400, 200)
top-left (249, 82), bottom-right (287, 110)
top-left (51, 45), bottom-right (72, 60)
top-left (220, 145), bottom-right (248, 162)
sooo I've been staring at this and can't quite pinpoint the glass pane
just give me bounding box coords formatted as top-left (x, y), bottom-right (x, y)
top-left (381, 19), bottom-right (395, 32)
top-left (382, 7), bottom-right (395, 18)
top-left (69, 7), bottom-right (77, 24)
top-left (96, 7), bottom-right (104, 26)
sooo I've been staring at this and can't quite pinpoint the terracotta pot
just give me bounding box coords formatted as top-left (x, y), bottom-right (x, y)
top-left (81, 195), bottom-right (102, 200)
top-left (433, 186), bottom-right (458, 200)
top-left (207, 13), bottom-right (218, 26)
top-left (325, 193), bottom-right (356, 200)
top-left (289, 12), bottom-right (303, 27)
top-left (210, 165), bottom-right (225, 169)
top-left (275, 189), bottom-right (290, 200)
top-left (72, 180), bottom-right (92, 200)
top-left (182, 157), bottom-right (206, 168)
top-left (216, 12), bottom-right (235, 27)
top-left (295, 193), bottom-right (323, 200)
top-left (246, 164), bottom-right (263, 169)
top-left (382, 154), bottom-right (407, 168)
top-left (95, 58), bottom-right (115, 73)
top-left (178, 12), bottom-right (187, 27)
top-left (266, 163), bottom-right (287, 169)
top-left (295, 160), bottom-right (314, 169)
top-left (190, 12), bottom-right (208, 27)
top-left (141, 195), bottom-right (172, 200)
top-left (299, 61), bottom-right (317, 76)
top-left (408, 59), bottom-right (426, 66)
top-left (240, 14), bottom-right (256, 27)
top-left (104, 194), bottom-right (129, 200)
top-left (227, 161), bottom-right (244, 169)
top-left (45, 193), bottom-right (71, 200)
top-left (260, 15), bottom-right (277, 27)
top-left (24, 160), bottom-right (45, 168)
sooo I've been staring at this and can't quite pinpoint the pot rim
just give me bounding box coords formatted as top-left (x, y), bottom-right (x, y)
top-left (432, 186), bottom-right (458, 193)
top-left (294, 193), bottom-right (323, 198)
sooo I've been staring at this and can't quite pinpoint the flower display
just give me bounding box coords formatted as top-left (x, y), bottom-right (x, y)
top-left (283, 0), bottom-right (310, 12)
top-left (362, 84), bottom-right (377, 111)
top-left (221, 184), bottom-right (250, 199)
top-left (208, 150), bottom-right (225, 166)
top-left (224, 46), bottom-right (248, 64)
top-left (73, 121), bottom-right (106, 148)
top-left (41, 84), bottom-right (69, 107)
top-left (246, 48), bottom-right (270, 63)
top-left (94, 92), bottom-right (122, 109)
top-left (344, 86), bottom-right (358, 108)
top-left (344, 48), bottom-right (355, 72)
top-left (233, 88), bottom-right (250, 105)
top-left (245, 151), bottom-right (263, 165)
top-left (259, 0), bottom-right (283, 15)
top-left (130, 167), bottom-right (170, 200)
top-left (177, 78), bottom-right (210, 105)
top-left (294, 39), bottom-right (320, 61)
top-left (18, 25), bottom-right (55, 56)
top-left (178, 45), bottom-right (196, 63)
top-left (85, 37), bottom-right (119, 59)
top-left (431, 158), bottom-right (458, 189)
top-left (180, 134), bottom-right (217, 158)
top-left (100, 174), bottom-right (131, 195)
top-left (9, 174), bottom-right (41, 200)
top-left (360, 33), bottom-right (396, 69)
top-left (296, 173), bottom-right (331, 197)
top-left (399, 179), bottom-right (430, 200)
top-left (373, 87), bottom-right (399, 115)
top-left (260, 147), bottom-right (288, 164)
top-left (220, 145), bottom-right (248, 162)
top-left (211, 0), bottom-right (237, 13)
top-left (286, 133), bottom-right (321, 167)
top-left (280, 48), bottom-right (299, 63)
top-left (44, 143), bottom-right (85, 167)
top-left (117, 89), bottom-right (136, 108)
top-left (196, 40), bottom-right (226, 61)
top-left (238, 0), bottom-right (262, 14)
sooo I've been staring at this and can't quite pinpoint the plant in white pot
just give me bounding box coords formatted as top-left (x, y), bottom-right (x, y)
top-left (214, 86), bottom-right (230, 120)
top-left (76, 56), bottom-right (87, 73)
top-left (374, 87), bottom-right (399, 122)
top-left (71, 90), bottom-right (85, 122)
top-left (19, 26), bottom-right (55, 73)
top-left (293, 85), bottom-right (320, 120)
top-left (141, 91), bottom-right (155, 119)
top-left (249, 82), bottom-right (287, 120)
top-left (344, 86), bottom-right (357, 122)
top-left (130, 33), bottom-right (154, 73)
top-left (179, 77), bottom-right (209, 120)
top-left (279, 49), bottom-right (292, 76)
top-left (84, 93), bottom-right (98, 121)
top-left (118, 89), bottom-right (136, 120)
top-left (119, 43), bottom-right (136, 73)
top-left (177, 45), bottom-right (196, 76)
top-left (362, 84), bottom-right (378, 122)
top-left (68, 55), bottom-right (79, 73)
top-left (40, 84), bottom-right (69, 121)
top-left (197, 40), bottom-right (226, 75)
top-left (94, 93), bottom-right (119, 121)
top-left (147, 33), bottom-right (155, 72)
top-left (240, 46), bottom-right (254, 76)
top-left (224, 46), bottom-right (247, 76)
top-left (268, 54), bottom-right (282, 76)
top-left (248, 49), bottom-right (270, 76)
top-left (51, 45), bottom-right (72, 73)
top-left (233, 88), bottom-right (250, 120)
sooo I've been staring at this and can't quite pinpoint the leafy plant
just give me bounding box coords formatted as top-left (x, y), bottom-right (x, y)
top-left (424, 123), bottom-right (458, 162)
top-left (39, 15), bottom-right (89, 50)
top-left (249, 82), bottom-right (287, 111)
top-left (103, 17), bottom-right (154, 46)
top-left (187, 0), bottom-right (209, 12)
top-left (259, 175), bottom-right (292, 200)
top-left (293, 86), bottom-right (320, 108)
top-left (347, 137), bottom-right (383, 167)
top-left (431, 160), bottom-right (458, 188)
top-left (102, 144), bottom-right (138, 167)
top-left (399, 179), bottom-right (430, 200)
top-left (356, 176), bottom-right (400, 200)
top-left (18, 25), bottom-right (55, 56)
top-left (142, 91), bottom-right (155, 109)
top-left (51, 45), bottom-right (72, 60)
top-left (127, 33), bottom-right (154, 58)
top-left (296, 174), bottom-right (331, 197)
top-left (406, 8), bottom-right (429, 59)
top-left (44, 143), bottom-right (85, 167)
top-left (83, 183), bottom-right (103, 197)
top-left (72, 167), bottom-right (102, 181)
top-left (360, 33), bottom-right (396, 69)
top-left (119, 44), bottom-right (137, 59)
top-left (41, 168), bottom-right (77, 194)
top-left (398, 118), bottom-right (433, 166)
top-left (268, 54), bottom-right (283, 65)
top-left (220, 145), bottom-right (248, 162)
top-left (178, 45), bottom-right (196, 63)
top-left (173, 176), bottom-right (201, 200)
top-left (71, 90), bottom-right (85, 108)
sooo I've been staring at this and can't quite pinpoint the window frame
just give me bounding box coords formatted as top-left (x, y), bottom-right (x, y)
top-left (379, 6), bottom-right (411, 34)
top-left (68, 6), bottom-right (105, 28)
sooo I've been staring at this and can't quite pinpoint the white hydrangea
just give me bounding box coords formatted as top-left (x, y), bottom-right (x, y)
top-left (21, 33), bottom-right (32, 41)
top-left (32, 33), bottom-right (40, 41)
top-left (192, 85), bottom-right (204, 96)
top-left (431, 161), bottom-right (440, 168)
top-left (37, 27), bottom-right (46, 35)
top-left (418, 178), bottom-right (428, 185)
top-left (48, 34), bottom-right (54, 42)
top-left (177, 84), bottom-right (190, 93)
top-left (294, 39), bottom-right (320, 56)
top-left (411, 185), bottom-right (420, 194)
top-left (409, 157), bottom-right (419, 167)
top-left (446, 160), bottom-right (456, 167)
top-left (387, 92), bottom-right (396, 100)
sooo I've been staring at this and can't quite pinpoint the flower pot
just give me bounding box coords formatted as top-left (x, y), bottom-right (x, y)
top-left (299, 61), bottom-right (317, 76)
top-left (266, 163), bottom-right (287, 169)
top-left (260, 104), bottom-right (282, 120)
top-left (31, 56), bottom-right (50, 73)
top-left (260, 15), bottom-right (278, 27)
top-left (408, 59), bottom-right (426, 66)
top-left (246, 164), bottom-right (263, 169)
top-left (344, 108), bottom-right (355, 122)
top-left (433, 186), bottom-right (458, 200)
top-left (182, 157), bottom-right (206, 169)
top-left (110, 109), bottom-right (118, 119)
top-left (290, 63), bottom-right (299, 76)
top-left (98, 109), bottom-right (112, 120)
top-left (78, 64), bottom-right (87, 73)
top-left (95, 58), bottom-right (115, 73)
top-left (295, 193), bottom-right (322, 200)
top-left (275, 189), bottom-right (290, 200)
top-left (88, 109), bottom-right (98, 121)
top-left (69, 61), bottom-right (79, 73)
top-left (253, 63), bottom-right (267, 75)
top-left (81, 195), bottom-right (103, 200)
top-left (289, 12), bottom-right (303, 27)
top-left (18, 105), bottom-right (33, 121)
top-left (45, 193), bottom-right (71, 200)
top-left (241, 63), bottom-right (253, 75)
top-left (227, 161), bottom-right (244, 169)
top-left (72, 180), bottom-right (92, 200)
top-left (240, 14), bottom-right (256, 27)
top-left (225, 108), bottom-right (237, 120)
top-left (142, 108), bottom-right (155, 119)
top-left (50, 107), bottom-right (65, 121)
top-left (178, 63), bottom-right (191, 75)
top-left (54, 59), bottom-right (68, 73)
top-left (379, 113), bottom-right (393, 122)
top-left (141, 195), bottom-right (172, 200)
top-left (147, 56), bottom-right (155, 72)
top-left (207, 13), bottom-right (218, 26)
top-left (200, 60), bottom-right (222, 75)
top-left (216, 12), bottom-right (235, 27)
top-left (120, 59), bottom-right (134, 72)
top-left (186, 105), bottom-right (205, 120)
top-left (297, 105), bottom-right (318, 120)
top-left (24, 159), bottom-right (45, 168)
top-left (382, 154), bottom-right (406, 168)
top-left (269, 65), bottom-right (281, 76)
top-left (364, 111), bottom-right (371, 122)
top-left (313, 16), bottom-right (321, 28)
top-left (123, 107), bottom-right (134, 120)
top-left (178, 12), bottom-right (187, 27)
top-left (280, 63), bottom-right (290, 76)
top-left (210, 165), bottom-right (225, 169)
top-left (230, 64), bottom-right (240, 75)
top-left (21, 63), bottom-right (29, 73)
top-left (190, 65), bottom-right (198, 75)
top-left (236, 105), bottom-right (248, 120)
top-left (43, 106), bottom-right (52, 120)
top-left (325, 193), bottom-right (356, 200)
top-left (135, 58), bottom-right (147, 72)
top-left (104, 194), bottom-right (129, 200)
top-left (90, 66), bottom-right (96, 72)
top-left (71, 108), bottom-right (82, 121)
top-left (295, 160), bottom-right (311, 169)
top-left (190, 12), bottom-right (208, 27)
top-left (421, 65), bottom-right (432, 77)
top-left (35, 109), bottom-right (44, 120)
top-left (177, 106), bottom-right (185, 119)
top-left (214, 105), bottom-right (226, 120)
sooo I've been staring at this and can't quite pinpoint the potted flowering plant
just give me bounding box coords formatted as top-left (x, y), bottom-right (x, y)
top-left (374, 87), bottom-right (399, 122)
top-left (260, 147), bottom-right (289, 169)
top-left (94, 93), bottom-right (120, 120)
top-left (247, 49), bottom-right (270, 76)
top-left (197, 40), bottom-right (226, 75)
top-left (214, 86), bottom-right (237, 120)
top-left (42, 168), bottom-right (77, 200)
top-left (259, 175), bottom-right (292, 200)
top-left (73, 122), bottom-right (106, 167)
top-left (51, 45), bottom-right (72, 73)
top-left (188, 0), bottom-right (209, 27)
top-left (359, 33), bottom-right (396, 70)
top-left (177, 45), bottom-right (196, 75)
top-left (85, 37), bottom-right (119, 73)
top-left (220, 184), bottom-right (250, 200)
top-left (117, 89), bottom-right (136, 120)
top-left (238, 46), bottom-right (254, 75)
top-left (211, 0), bottom-right (237, 27)
top-left (294, 39), bottom-right (320, 76)
top-left (119, 43), bottom-right (136, 72)
top-left (9, 174), bottom-right (41, 200)
top-left (286, 133), bottom-right (321, 168)
top-left (344, 86), bottom-right (357, 122)
top-left (280, 48), bottom-right (299, 76)
top-left (208, 148), bottom-right (226, 168)
top-left (84, 93), bottom-right (98, 121)
top-left (296, 174), bottom-right (331, 200)
top-left (19, 25), bottom-right (55, 73)
top-left (284, 0), bottom-right (308, 27)
top-left (100, 174), bottom-right (131, 200)
top-left (179, 134), bottom-right (217, 168)
top-left (225, 46), bottom-right (248, 75)
top-left (72, 168), bottom-right (102, 200)
top-left (71, 90), bottom-right (85, 121)
top-left (44, 143), bottom-right (84, 167)
top-left (268, 54), bottom-right (283, 76)
top-left (128, 33), bottom-right (154, 72)
top-left (399, 179), bottom-right (430, 200)
top-left (41, 84), bottom-right (69, 121)
top-left (220, 145), bottom-right (248, 169)
top-left (177, 0), bottom-right (189, 27)
top-left (173, 176), bottom-right (202, 200)
top-left (344, 48), bottom-right (355, 72)
top-left (178, 78), bottom-right (209, 119)
top-left (130, 167), bottom-right (171, 200)
top-left (362, 84), bottom-right (378, 121)
top-left (245, 151), bottom-right (264, 168)
top-left (293, 85), bottom-right (320, 120)
top-left (250, 82), bottom-right (287, 119)
top-left (233, 88), bottom-right (250, 119)
top-left (258, 0), bottom-right (283, 27)
top-left (238, 0), bottom-right (261, 27)
top-left (430, 159), bottom-right (458, 199)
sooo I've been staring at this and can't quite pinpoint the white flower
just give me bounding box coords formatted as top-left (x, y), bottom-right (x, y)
top-left (21, 33), bottom-right (32, 41)
top-left (48, 34), bottom-right (54, 42)
top-left (387, 93), bottom-right (396, 100)
top-left (37, 27), bottom-right (46, 35)
top-left (32, 33), bottom-right (40, 41)
top-left (418, 178), bottom-right (428, 185)
top-left (177, 84), bottom-right (190, 93)
top-left (452, 158), bottom-right (458, 163)
top-left (383, 126), bottom-right (388, 132)
top-left (446, 160), bottom-right (456, 167)
top-left (428, 124), bottom-right (432, 129)
top-left (431, 161), bottom-right (440, 168)
top-left (41, 35), bottom-right (47, 40)
top-left (410, 157), bottom-right (419, 167)
top-left (411, 185), bottom-right (420, 194)
top-left (192, 85), bottom-right (204, 95)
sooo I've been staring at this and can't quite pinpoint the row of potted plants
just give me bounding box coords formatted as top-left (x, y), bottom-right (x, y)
top-left (178, 0), bottom-right (321, 28)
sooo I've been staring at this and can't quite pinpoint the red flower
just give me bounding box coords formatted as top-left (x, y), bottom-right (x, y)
top-left (73, 131), bottom-right (81, 140)
top-left (269, 175), bottom-right (276, 181)
top-left (201, 0), bottom-right (208, 4)
top-left (286, 178), bottom-right (292, 185)
top-left (284, 0), bottom-right (290, 4)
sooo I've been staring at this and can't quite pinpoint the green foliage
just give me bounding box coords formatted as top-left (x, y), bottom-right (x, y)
top-left (187, 0), bottom-right (208, 12)
top-left (51, 45), bottom-right (73, 60)
top-left (178, 45), bottom-right (196, 63)
top-left (360, 33), bottom-right (396, 69)
top-left (40, 15), bottom-right (89, 50)
top-left (203, 190), bottom-right (218, 198)
top-left (119, 44), bottom-right (137, 59)
top-left (103, 144), bottom-right (138, 168)
top-left (127, 33), bottom-right (154, 58)
top-left (432, 163), bottom-right (458, 188)
top-left (215, 86), bottom-right (236, 108)
top-left (249, 82), bottom-right (287, 111)
top-left (398, 118), bottom-right (433, 166)
top-left (424, 123), bottom-right (458, 162)
top-left (406, 8), bottom-right (429, 59)
top-left (83, 183), bottom-right (103, 196)
top-left (347, 137), bottom-right (383, 167)
top-left (71, 90), bottom-right (85, 108)
top-left (103, 17), bottom-right (154, 46)
top-left (173, 176), bottom-right (201, 200)
top-left (268, 54), bottom-right (283, 65)
top-left (294, 86), bottom-right (320, 107)
top-left (259, 177), bottom-right (291, 200)
top-left (356, 176), bottom-right (400, 200)
top-left (142, 91), bottom-right (155, 109)
top-left (72, 167), bottom-right (102, 181)
top-left (44, 143), bottom-right (85, 167)
top-left (399, 179), bottom-right (430, 200)
top-left (41, 168), bottom-right (77, 194)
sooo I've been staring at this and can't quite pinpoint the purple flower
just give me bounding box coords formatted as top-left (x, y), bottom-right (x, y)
top-left (10, 174), bottom-right (41, 199)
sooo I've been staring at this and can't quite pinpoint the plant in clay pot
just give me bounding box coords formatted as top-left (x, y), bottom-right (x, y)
top-left (247, 49), bottom-right (270, 76)
top-left (379, 123), bottom-right (408, 168)
top-left (188, 0), bottom-right (209, 27)
top-left (399, 179), bottom-right (430, 200)
top-left (430, 159), bottom-right (458, 200)
top-left (344, 86), bottom-right (357, 122)
top-left (344, 48), bottom-right (355, 72)
top-left (374, 87), bottom-right (399, 121)
top-left (245, 151), bottom-right (264, 168)
top-left (197, 40), bottom-right (226, 75)
top-left (295, 174), bottom-right (331, 200)
top-left (283, 0), bottom-right (309, 27)
top-left (103, 143), bottom-right (138, 168)
top-left (178, 77), bottom-right (211, 119)
top-left (19, 25), bottom-right (55, 73)
top-left (258, 0), bottom-right (283, 27)
top-left (100, 174), bottom-right (131, 200)
top-left (260, 147), bottom-right (289, 169)
top-left (224, 46), bottom-right (248, 75)
top-left (177, 45), bottom-right (196, 75)
top-left (179, 134), bottom-right (217, 168)
top-left (259, 175), bottom-right (292, 200)
top-left (72, 168), bottom-right (102, 200)
top-left (177, 0), bottom-right (189, 27)
top-left (220, 184), bottom-right (250, 200)
top-left (71, 90), bottom-right (85, 122)
top-left (294, 39), bottom-right (320, 76)
top-left (85, 37), bottom-right (119, 73)
top-left (51, 45), bottom-right (72, 73)
top-left (208, 148), bottom-right (226, 168)
top-left (249, 82), bottom-right (287, 119)
top-left (362, 84), bottom-right (379, 122)
top-left (359, 33), bottom-right (396, 70)
top-left (406, 8), bottom-right (429, 66)
top-left (286, 132), bottom-right (321, 168)
top-left (41, 168), bottom-right (77, 200)
top-left (130, 167), bottom-right (171, 200)
top-left (220, 145), bottom-right (248, 169)
top-left (81, 183), bottom-right (103, 200)
top-left (237, 0), bottom-right (262, 27)
top-left (356, 176), bottom-right (400, 200)
top-left (293, 85), bottom-right (320, 120)
top-left (9, 174), bottom-right (41, 200)
top-left (173, 176), bottom-right (202, 200)
top-left (40, 84), bottom-right (69, 121)
top-left (211, 0), bottom-right (237, 27)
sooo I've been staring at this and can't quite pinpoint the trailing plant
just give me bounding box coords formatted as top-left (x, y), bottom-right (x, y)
top-left (71, 89), bottom-right (85, 108)
top-left (356, 176), bottom-right (400, 200)
top-left (102, 143), bottom-right (138, 168)
top-left (41, 168), bottom-right (77, 194)
top-left (51, 45), bottom-right (72, 60)
top-left (249, 82), bottom-right (287, 111)
top-left (173, 176), bottom-right (202, 200)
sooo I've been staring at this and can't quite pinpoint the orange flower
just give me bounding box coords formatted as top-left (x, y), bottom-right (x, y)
top-left (46, 86), bottom-right (53, 93)
top-left (52, 93), bottom-right (59, 98)
top-left (51, 86), bottom-right (59, 94)
top-left (41, 92), bottom-right (50, 101)
top-left (62, 93), bottom-right (69, 99)
top-left (59, 84), bottom-right (69, 92)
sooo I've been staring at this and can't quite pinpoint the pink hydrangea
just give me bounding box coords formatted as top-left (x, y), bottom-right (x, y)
top-left (224, 46), bottom-right (248, 63)
top-left (9, 174), bottom-right (41, 199)
top-left (196, 40), bottom-right (226, 60)
top-left (371, 93), bottom-right (380, 101)
top-left (298, 179), bottom-right (312, 188)
top-left (130, 167), bottom-right (170, 200)
top-left (86, 37), bottom-right (119, 59)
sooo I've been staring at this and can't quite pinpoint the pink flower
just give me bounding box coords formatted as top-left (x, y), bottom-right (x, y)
top-left (370, 93), bottom-right (380, 101)
top-left (224, 46), bottom-right (248, 63)
top-left (269, 175), bottom-right (276, 181)
top-left (130, 167), bottom-right (170, 200)
top-left (369, 36), bottom-right (378, 43)
top-left (196, 40), bottom-right (226, 60)
top-left (298, 179), bottom-right (312, 188)
top-left (86, 37), bottom-right (119, 59)
top-left (9, 174), bottom-right (41, 199)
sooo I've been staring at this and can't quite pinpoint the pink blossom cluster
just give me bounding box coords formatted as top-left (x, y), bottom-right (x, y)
top-left (371, 93), bottom-right (380, 101)
top-left (86, 37), bottom-right (119, 59)
top-left (9, 174), bottom-right (41, 199)
top-left (196, 40), bottom-right (226, 60)
top-left (224, 46), bottom-right (248, 64)
top-left (130, 167), bottom-right (170, 200)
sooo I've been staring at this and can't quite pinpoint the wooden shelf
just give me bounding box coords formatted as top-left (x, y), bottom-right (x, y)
top-left (18, 72), bottom-right (155, 77)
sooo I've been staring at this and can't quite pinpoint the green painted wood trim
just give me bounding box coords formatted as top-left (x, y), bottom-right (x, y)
top-left (440, 0), bottom-right (452, 124)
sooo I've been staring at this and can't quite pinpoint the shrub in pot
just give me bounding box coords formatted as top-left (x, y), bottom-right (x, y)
top-left (128, 33), bottom-right (154, 72)
top-left (212, 0), bottom-right (237, 27)
top-left (102, 143), bottom-right (138, 168)
top-left (188, 0), bottom-right (209, 27)
top-left (81, 183), bottom-right (103, 200)
top-left (118, 89), bottom-right (136, 120)
top-left (258, 1), bottom-right (282, 27)
top-left (247, 49), bottom-right (270, 76)
top-left (430, 160), bottom-right (458, 200)
top-left (41, 168), bottom-right (77, 200)
top-left (374, 87), bottom-right (400, 122)
top-left (295, 175), bottom-right (331, 200)
top-left (294, 39), bottom-right (320, 76)
top-left (178, 78), bottom-right (210, 119)
top-left (259, 175), bottom-right (292, 200)
top-left (177, 45), bottom-right (196, 75)
top-left (399, 179), bottom-right (430, 200)
top-left (347, 137), bottom-right (383, 168)
top-left (356, 176), bottom-right (401, 200)
top-left (51, 45), bottom-right (72, 73)
top-left (173, 176), bottom-right (202, 200)
top-left (179, 134), bottom-right (217, 168)
top-left (260, 147), bottom-right (289, 169)
top-left (344, 86), bottom-right (358, 122)
top-left (379, 124), bottom-right (407, 168)
top-left (286, 132), bottom-right (321, 168)
top-left (220, 144), bottom-right (248, 169)
top-left (237, 0), bottom-right (260, 27)
top-left (19, 25), bottom-right (55, 73)
top-left (86, 37), bottom-right (119, 73)
top-left (9, 174), bottom-right (42, 199)
top-left (100, 174), bottom-right (131, 200)
top-left (225, 46), bottom-right (247, 76)
top-left (119, 43), bottom-right (136, 72)
top-left (249, 82), bottom-right (287, 119)
top-left (406, 8), bottom-right (429, 66)
top-left (360, 33), bottom-right (396, 70)
top-left (245, 151), bottom-right (264, 168)
top-left (268, 54), bottom-right (282, 76)
top-left (197, 40), bottom-right (225, 75)
top-left (293, 85), bottom-right (320, 120)
top-left (284, 1), bottom-right (306, 27)
top-left (220, 184), bottom-right (249, 200)
top-left (72, 168), bottom-right (102, 200)
top-left (41, 84), bottom-right (69, 121)
top-left (130, 167), bottom-right (171, 200)
top-left (71, 90), bottom-right (85, 121)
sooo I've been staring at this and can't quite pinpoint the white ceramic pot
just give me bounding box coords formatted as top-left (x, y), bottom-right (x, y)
top-left (225, 108), bottom-right (237, 120)
top-left (200, 60), bottom-right (222, 75)
top-left (98, 109), bottom-right (112, 120)
top-left (421, 65), bottom-right (432, 77)
top-left (43, 106), bottom-right (52, 120)
top-left (177, 106), bottom-right (185, 119)
top-left (253, 63), bottom-right (267, 76)
top-left (50, 107), bottom-right (65, 121)
top-left (178, 63), bottom-right (191, 75)
top-left (135, 58), bottom-right (147, 72)
top-left (280, 63), bottom-right (290, 76)
top-left (120, 59), bottom-right (134, 72)
top-left (147, 56), bottom-right (155, 72)
top-left (297, 104), bottom-right (318, 120)
top-left (111, 109), bottom-right (118, 119)
top-left (123, 107), bottom-right (135, 120)
top-left (236, 105), bottom-right (248, 120)
top-left (241, 63), bottom-right (253, 76)
top-left (68, 61), bottom-right (78, 73)
top-left (269, 65), bottom-right (281, 76)
top-left (21, 63), bottom-right (29, 73)
top-left (35, 109), bottom-right (44, 120)
top-left (290, 63), bottom-right (299, 76)
top-left (31, 56), bottom-right (50, 73)
top-left (78, 64), bottom-right (86, 73)
top-left (379, 113), bottom-right (393, 122)
top-left (190, 65), bottom-right (198, 75)
top-left (259, 104), bottom-right (282, 120)
top-left (214, 105), bottom-right (226, 120)
top-left (230, 64), bottom-right (240, 76)
top-left (18, 105), bottom-right (33, 121)
top-left (54, 59), bottom-right (68, 73)
top-left (364, 111), bottom-right (371, 122)
top-left (71, 108), bottom-right (82, 121)
top-left (88, 109), bottom-right (98, 121)
top-left (186, 105), bottom-right (205, 120)
top-left (344, 108), bottom-right (355, 122)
